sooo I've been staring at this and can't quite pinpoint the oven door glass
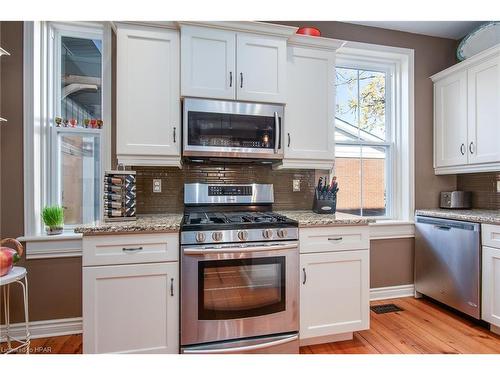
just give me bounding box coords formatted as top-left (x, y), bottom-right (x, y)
top-left (187, 111), bottom-right (278, 150)
top-left (198, 256), bottom-right (286, 320)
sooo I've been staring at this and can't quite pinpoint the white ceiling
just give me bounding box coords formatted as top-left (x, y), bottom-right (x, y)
top-left (348, 21), bottom-right (486, 39)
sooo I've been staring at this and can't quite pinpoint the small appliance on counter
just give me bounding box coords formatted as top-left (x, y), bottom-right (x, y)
top-left (312, 176), bottom-right (338, 214)
top-left (103, 170), bottom-right (136, 222)
top-left (439, 191), bottom-right (472, 209)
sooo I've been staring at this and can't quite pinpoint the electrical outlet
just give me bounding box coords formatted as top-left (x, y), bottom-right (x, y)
top-left (497, 180), bottom-right (500, 193)
top-left (292, 179), bottom-right (301, 192)
top-left (153, 179), bottom-right (162, 193)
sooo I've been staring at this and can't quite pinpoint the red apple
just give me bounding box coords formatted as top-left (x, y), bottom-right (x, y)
top-left (0, 247), bottom-right (20, 277)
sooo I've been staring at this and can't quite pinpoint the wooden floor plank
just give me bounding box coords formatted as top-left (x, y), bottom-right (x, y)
top-left (2, 297), bottom-right (499, 354)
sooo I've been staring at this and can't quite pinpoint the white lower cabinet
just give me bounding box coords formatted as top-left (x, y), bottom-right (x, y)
top-left (83, 233), bottom-right (180, 354)
top-left (299, 248), bottom-right (370, 343)
top-left (482, 245), bottom-right (500, 327)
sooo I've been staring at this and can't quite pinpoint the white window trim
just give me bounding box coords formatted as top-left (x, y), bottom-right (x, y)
top-left (22, 21), bottom-right (112, 246)
top-left (336, 40), bottom-right (415, 229)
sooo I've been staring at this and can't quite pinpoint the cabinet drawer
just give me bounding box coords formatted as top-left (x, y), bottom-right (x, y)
top-left (482, 224), bottom-right (500, 249)
top-left (83, 233), bottom-right (179, 266)
top-left (299, 226), bottom-right (369, 254)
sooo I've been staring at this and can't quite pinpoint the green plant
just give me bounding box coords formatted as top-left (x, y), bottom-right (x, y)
top-left (41, 206), bottom-right (64, 228)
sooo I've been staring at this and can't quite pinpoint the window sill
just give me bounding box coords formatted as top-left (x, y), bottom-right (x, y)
top-left (18, 231), bottom-right (82, 260)
top-left (369, 220), bottom-right (415, 240)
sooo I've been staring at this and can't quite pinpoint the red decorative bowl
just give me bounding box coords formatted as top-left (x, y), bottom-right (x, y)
top-left (296, 27), bottom-right (321, 37)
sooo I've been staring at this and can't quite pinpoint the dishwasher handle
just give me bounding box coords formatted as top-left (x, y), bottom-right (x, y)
top-left (416, 216), bottom-right (479, 231)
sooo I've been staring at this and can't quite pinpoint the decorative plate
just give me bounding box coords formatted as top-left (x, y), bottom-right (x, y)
top-left (457, 22), bottom-right (500, 61)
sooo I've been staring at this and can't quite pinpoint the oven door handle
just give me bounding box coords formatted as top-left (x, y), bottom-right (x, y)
top-left (182, 333), bottom-right (298, 354)
top-left (274, 111), bottom-right (281, 153)
top-left (183, 243), bottom-right (297, 255)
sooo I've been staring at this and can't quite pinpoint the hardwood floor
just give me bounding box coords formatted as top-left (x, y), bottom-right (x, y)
top-left (2, 297), bottom-right (499, 354)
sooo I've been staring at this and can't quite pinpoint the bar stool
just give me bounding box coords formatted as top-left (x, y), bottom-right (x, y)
top-left (1, 259), bottom-right (30, 354)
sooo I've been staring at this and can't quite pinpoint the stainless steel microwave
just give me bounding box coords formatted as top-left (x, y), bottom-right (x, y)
top-left (183, 98), bottom-right (284, 160)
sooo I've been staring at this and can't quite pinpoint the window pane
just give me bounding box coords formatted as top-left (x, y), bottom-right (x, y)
top-left (60, 133), bottom-right (101, 225)
top-left (335, 144), bottom-right (361, 216)
top-left (61, 36), bottom-right (102, 125)
top-left (335, 67), bottom-right (387, 141)
top-left (361, 145), bottom-right (387, 217)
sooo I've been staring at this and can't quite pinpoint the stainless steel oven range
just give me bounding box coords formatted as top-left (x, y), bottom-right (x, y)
top-left (180, 183), bottom-right (299, 354)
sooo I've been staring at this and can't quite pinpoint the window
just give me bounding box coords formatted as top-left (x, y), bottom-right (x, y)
top-left (23, 21), bottom-right (111, 237)
top-left (52, 30), bottom-right (104, 226)
top-left (335, 64), bottom-right (394, 218)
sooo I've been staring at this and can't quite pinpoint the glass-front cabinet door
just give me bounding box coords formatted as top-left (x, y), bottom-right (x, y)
top-left (198, 257), bottom-right (286, 320)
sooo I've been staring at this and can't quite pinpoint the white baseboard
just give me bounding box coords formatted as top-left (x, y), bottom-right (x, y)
top-left (370, 284), bottom-right (415, 301)
top-left (0, 317), bottom-right (82, 342)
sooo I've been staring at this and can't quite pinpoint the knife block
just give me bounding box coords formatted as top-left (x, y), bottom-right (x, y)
top-left (312, 189), bottom-right (337, 214)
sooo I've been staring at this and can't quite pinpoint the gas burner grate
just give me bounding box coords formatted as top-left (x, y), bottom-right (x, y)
top-left (370, 304), bottom-right (404, 314)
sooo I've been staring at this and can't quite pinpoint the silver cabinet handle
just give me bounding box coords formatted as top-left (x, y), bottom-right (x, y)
top-left (274, 112), bottom-right (281, 153)
top-left (122, 246), bottom-right (143, 252)
top-left (302, 267), bottom-right (307, 285)
top-left (170, 278), bottom-right (174, 297)
top-left (287, 133), bottom-right (291, 148)
top-left (469, 141), bottom-right (474, 154)
top-left (328, 237), bottom-right (343, 241)
top-left (173, 127), bottom-right (176, 143)
top-left (460, 143), bottom-right (465, 155)
top-left (229, 71), bottom-right (233, 87)
top-left (240, 72), bottom-right (243, 88)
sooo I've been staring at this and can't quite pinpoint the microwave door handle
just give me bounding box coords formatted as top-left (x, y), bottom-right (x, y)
top-left (274, 111), bottom-right (281, 153)
top-left (183, 243), bottom-right (297, 255)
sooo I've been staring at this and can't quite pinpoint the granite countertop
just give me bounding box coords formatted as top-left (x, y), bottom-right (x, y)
top-left (277, 210), bottom-right (374, 227)
top-left (415, 209), bottom-right (500, 225)
top-left (74, 214), bottom-right (184, 235)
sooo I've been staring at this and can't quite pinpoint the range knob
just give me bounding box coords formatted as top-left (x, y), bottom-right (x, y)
top-left (212, 232), bottom-right (223, 242)
top-left (195, 232), bottom-right (206, 243)
top-left (237, 230), bottom-right (249, 241)
top-left (277, 228), bottom-right (288, 238)
top-left (262, 229), bottom-right (273, 239)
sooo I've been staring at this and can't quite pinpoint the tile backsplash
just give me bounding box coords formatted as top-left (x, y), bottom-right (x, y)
top-left (457, 172), bottom-right (500, 209)
top-left (134, 163), bottom-right (327, 214)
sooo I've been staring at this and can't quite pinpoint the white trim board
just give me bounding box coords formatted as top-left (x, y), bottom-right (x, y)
top-left (0, 317), bottom-right (82, 343)
top-left (370, 284), bottom-right (415, 301)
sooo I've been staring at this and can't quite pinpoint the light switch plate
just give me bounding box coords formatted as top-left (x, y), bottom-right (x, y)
top-left (153, 179), bottom-right (162, 193)
top-left (292, 179), bottom-right (301, 192)
top-left (497, 180), bottom-right (500, 193)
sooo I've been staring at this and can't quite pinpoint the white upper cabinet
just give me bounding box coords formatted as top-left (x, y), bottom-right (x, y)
top-left (285, 45), bottom-right (335, 167)
top-left (467, 55), bottom-right (500, 165)
top-left (179, 23), bottom-right (294, 104)
top-left (116, 24), bottom-right (181, 167)
top-left (432, 45), bottom-right (500, 174)
top-left (236, 34), bottom-right (287, 103)
top-left (181, 26), bottom-right (236, 100)
top-left (433, 71), bottom-right (468, 168)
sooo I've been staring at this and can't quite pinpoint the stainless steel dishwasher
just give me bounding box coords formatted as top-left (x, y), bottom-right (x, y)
top-left (415, 215), bottom-right (481, 319)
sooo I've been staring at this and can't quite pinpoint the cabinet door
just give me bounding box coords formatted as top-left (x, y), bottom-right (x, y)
top-left (83, 262), bottom-right (179, 354)
top-left (117, 26), bottom-right (180, 161)
top-left (285, 47), bottom-right (335, 162)
top-left (467, 56), bottom-right (500, 164)
top-left (300, 250), bottom-right (370, 340)
top-left (236, 34), bottom-right (287, 103)
top-left (434, 71), bottom-right (468, 168)
top-left (181, 26), bottom-right (236, 100)
top-left (482, 246), bottom-right (500, 327)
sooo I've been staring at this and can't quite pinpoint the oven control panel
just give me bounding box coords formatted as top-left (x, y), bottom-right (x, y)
top-left (208, 185), bottom-right (253, 196)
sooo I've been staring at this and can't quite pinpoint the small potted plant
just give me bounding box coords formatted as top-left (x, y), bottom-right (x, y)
top-left (42, 205), bottom-right (64, 235)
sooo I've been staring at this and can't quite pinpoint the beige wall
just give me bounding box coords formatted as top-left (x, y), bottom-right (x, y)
top-left (1, 21), bottom-right (459, 323)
